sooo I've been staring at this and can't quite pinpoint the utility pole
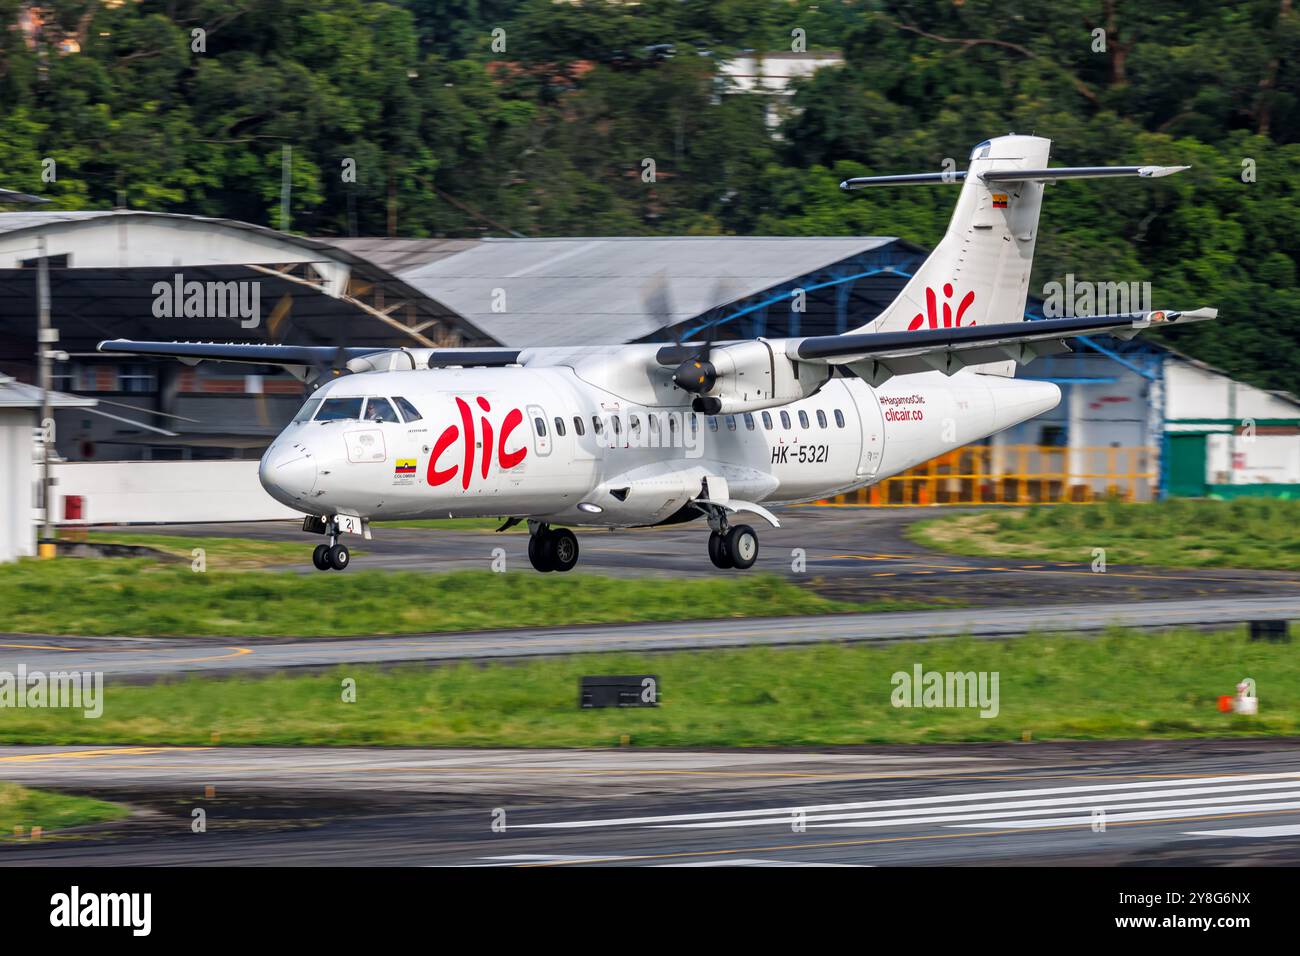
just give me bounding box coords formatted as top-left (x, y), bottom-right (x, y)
top-left (36, 236), bottom-right (55, 547)
top-left (280, 145), bottom-right (292, 233)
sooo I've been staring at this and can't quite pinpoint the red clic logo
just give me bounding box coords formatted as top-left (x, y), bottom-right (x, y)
top-left (908, 284), bottom-right (976, 331)
top-left (428, 396), bottom-right (527, 489)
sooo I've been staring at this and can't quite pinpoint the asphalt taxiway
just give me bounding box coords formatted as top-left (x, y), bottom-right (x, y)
top-left (3, 594), bottom-right (1299, 679)
top-left (3, 739), bottom-right (1299, 865)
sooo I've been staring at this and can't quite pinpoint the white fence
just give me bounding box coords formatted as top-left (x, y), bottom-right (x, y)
top-left (52, 460), bottom-right (299, 525)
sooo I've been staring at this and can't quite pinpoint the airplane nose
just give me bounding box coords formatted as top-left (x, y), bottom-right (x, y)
top-left (259, 442), bottom-right (318, 505)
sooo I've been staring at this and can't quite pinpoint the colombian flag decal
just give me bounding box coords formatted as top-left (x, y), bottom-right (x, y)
top-left (395, 458), bottom-right (417, 475)
top-left (992, 193), bottom-right (1009, 209)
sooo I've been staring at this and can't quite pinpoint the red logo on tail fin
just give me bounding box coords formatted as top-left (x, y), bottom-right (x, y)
top-left (907, 284), bottom-right (976, 331)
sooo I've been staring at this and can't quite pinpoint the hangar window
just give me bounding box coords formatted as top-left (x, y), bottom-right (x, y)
top-left (816, 410), bottom-right (828, 429)
top-left (779, 410), bottom-right (791, 429)
top-left (293, 398), bottom-right (322, 423)
top-left (554, 416), bottom-right (566, 437)
top-left (743, 413), bottom-right (755, 431)
top-left (316, 397), bottom-right (364, 421)
top-left (725, 415), bottom-right (737, 431)
top-left (364, 398), bottom-right (401, 423)
top-left (573, 416), bottom-right (585, 436)
top-left (798, 410), bottom-right (810, 429)
top-left (534, 416), bottom-right (547, 437)
top-left (761, 411), bottom-right (773, 430)
top-left (834, 409), bottom-right (846, 428)
top-left (393, 396), bottom-right (423, 422)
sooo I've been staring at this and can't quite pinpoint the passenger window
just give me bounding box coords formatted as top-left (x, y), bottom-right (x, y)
top-left (316, 397), bottom-right (363, 421)
top-left (574, 416), bottom-right (585, 436)
top-left (592, 416), bottom-right (603, 435)
top-left (612, 416), bottom-right (622, 436)
top-left (725, 415), bottom-right (737, 431)
top-left (293, 398), bottom-right (321, 423)
top-left (554, 416), bottom-right (566, 437)
top-left (668, 415), bottom-right (678, 436)
top-left (393, 396), bottom-right (423, 423)
top-left (534, 416), bottom-right (547, 437)
top-left (648, 415), bottom-right (660, 437)
top-left (707, 416), bottom-right (719, 432)
top-left (798, 410), bottom-right (810, 429)
top-left (780, 410), bottom-right (791, 429)
top-left (743, 413), bottom-right (755, 431)
top-left (630, 414), bottom-right (641, 435)
top-left (364, 398), bottom-right (401, 423)
top-left (834, 409), bottom-right (846, 428)
top-left (762, 411), bottom-right (773, 430)
top-left (816, 409), bottom-right (828, 429)
top-left (689, 414), bottom-right (699, 438)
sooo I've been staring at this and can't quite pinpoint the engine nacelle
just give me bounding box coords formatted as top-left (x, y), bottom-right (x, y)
top-left (690, 340), bottom-right (830, 414)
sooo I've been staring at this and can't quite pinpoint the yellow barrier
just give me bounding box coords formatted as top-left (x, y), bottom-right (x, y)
top-left (820, 445), bottom-right (1157, 506)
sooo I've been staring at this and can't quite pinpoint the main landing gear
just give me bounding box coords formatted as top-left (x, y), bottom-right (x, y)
top-left (702, 507), bottom-right (759, 571)
top-left (310, 518), bottom-right (350, 571)
top-left (528, 523), bottom-right (579, 573)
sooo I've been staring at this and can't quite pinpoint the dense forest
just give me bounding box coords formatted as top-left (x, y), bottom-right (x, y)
top-left (2, 0), bottom-right (1298, 393)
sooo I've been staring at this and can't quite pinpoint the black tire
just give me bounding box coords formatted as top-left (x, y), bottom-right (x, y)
top-left (312, 543), bottom-right (331, 570)
top-left (327, 543), bottom-right (350, 570)
top-left (548, 528), bottom-right (579, 572)
top-left (725, 524), bottom-right (758, 570)
top-left (707, 530), bottom-right (733, 569)
top-left (528, 533), bottom-right (554, 572)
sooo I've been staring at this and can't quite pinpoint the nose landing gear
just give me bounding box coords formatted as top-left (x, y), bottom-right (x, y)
top-left (310, 518), bottom-right (351, 571)
top-left (527, 523), bottom-right (580, 573)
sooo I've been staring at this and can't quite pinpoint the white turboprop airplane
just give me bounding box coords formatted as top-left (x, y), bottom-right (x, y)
top-left (101, 135), bottom-right (1215, 573)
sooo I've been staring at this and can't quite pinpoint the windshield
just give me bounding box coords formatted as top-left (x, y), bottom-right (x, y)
top-left (292, 398), bottom-right (321, 423)
top-left (315, 397), bottom-right (364, 421)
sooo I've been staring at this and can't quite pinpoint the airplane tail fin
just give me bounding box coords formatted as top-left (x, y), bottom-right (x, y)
top-left (839, 135), bottom-right (1189, 376)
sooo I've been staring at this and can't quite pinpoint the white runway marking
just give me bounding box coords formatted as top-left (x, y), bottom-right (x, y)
top-left (512, 773), bottom-right (1300, 837)
top-left (1184, 824), bottom-right (1300, 838)
top-left (512, 773), bottom-right (1300, 831)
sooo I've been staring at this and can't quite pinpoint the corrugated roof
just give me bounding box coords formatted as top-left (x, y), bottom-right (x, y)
top-left (0, 378), bottom-right (96, 409)
top-left (324, 237), bottom-right (481, 275)
top-left (392, 236), bottom-right (895, 346)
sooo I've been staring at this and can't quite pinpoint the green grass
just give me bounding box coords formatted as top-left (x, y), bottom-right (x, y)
top-left (0, 782), bottom-right (128, 834)
top-left (0, 558), bottom-right (907, 637)
top-left (2, 628), bottom-right (1292, 747)
top-left (909, 498), bottom-right (1300, 570)
top-left (73, 531), bottom-right (318, 568)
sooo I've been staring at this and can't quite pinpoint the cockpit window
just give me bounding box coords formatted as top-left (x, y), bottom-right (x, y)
top-left (363, 398), bottom-right (400, 423)
top-left (315, 397), bottom-right (364, 421)
top-left (393, 396), bottom-right (422, 423)
top-left (292, 398), bottom-right (321, 423)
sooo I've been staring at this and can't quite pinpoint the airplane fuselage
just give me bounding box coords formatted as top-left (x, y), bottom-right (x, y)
top-left (258, 363), bottom-right (1060, 528)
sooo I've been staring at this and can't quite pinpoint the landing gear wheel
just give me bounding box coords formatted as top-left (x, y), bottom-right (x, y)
top-left (548, 528), bottom-right (579, 572)
top-left (327, 543), bottom-right (350, 570)
top-left (528, 533), bottom-right (554, 572)
top-left (707, 530), bottom-right (733, 569)
top-left (312, 543), bottom-right (331, 570)
top-left (724, 524), bottom-right (758, 570)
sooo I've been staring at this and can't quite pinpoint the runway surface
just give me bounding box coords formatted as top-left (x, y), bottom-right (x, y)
top-left (132, 507), bottom-right (1300, 608)
top-left (3, 739), bottom-right (1300, 865)
top-left (3, 594), bottom-right (1299, 678)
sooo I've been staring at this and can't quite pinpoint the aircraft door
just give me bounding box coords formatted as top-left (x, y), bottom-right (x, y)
top-left (851, 385), bottom-right (885, 479)
top-left (526, 404), bottom-right (552, 456)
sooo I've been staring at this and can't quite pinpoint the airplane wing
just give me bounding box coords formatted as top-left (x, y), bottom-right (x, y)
top-left (97, 340), bottom-right (524, 376)
top-left (789, 309), bottom-right (1216, 385)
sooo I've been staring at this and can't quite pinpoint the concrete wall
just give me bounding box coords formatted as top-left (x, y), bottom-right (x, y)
top-left (51, 460), bottom-right (298, 525)
top-left (0, 408), bottom-right (37, 561)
